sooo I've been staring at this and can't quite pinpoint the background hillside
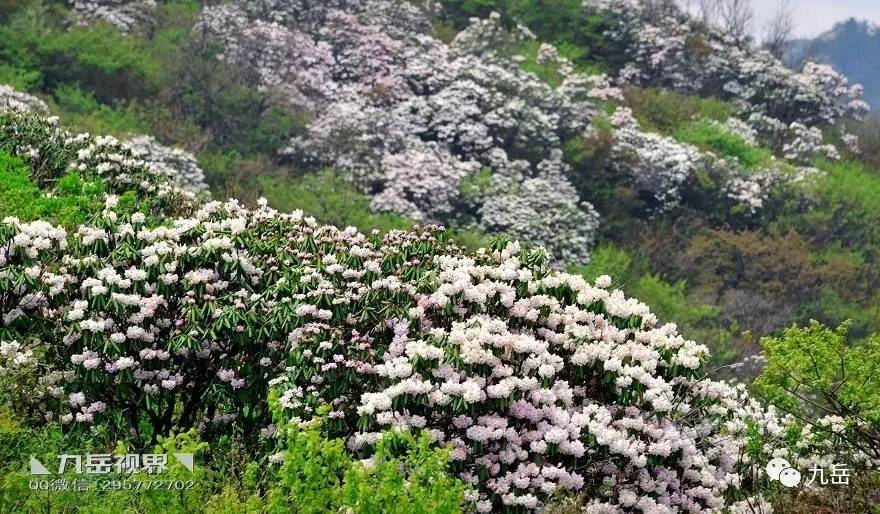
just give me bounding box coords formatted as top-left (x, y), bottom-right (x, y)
top-left (791, 18), bottom-right (880, 111)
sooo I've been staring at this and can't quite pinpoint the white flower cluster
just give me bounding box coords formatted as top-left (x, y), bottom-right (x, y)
top-left (3, 112), bottom-right (875, 511)
top-left (124, 136), bottom-right (211, 198)
top-left (723, 164), bottom-right (819, 214)
top-left (588, 0), bottom-right (870, 127)
top-left (0, 84), bottom-right (49, 115)
top-left (605, 107), bottom-right (822, 216)
top-left (608, 107), bottom-right (703, 209)
top-left (0, 112), bottom-right (196, 207)
top-left (69, 0), bottom-right (157, 33)
top-left (196, 2), bottom-right (601, 263)
top-left (193, 3), bottom-right (336, 113)
top-left (782, 122), bottom-right (841, 164)
top-left (842, 133), bottom-right (861, 155)
top-left (0, 340), bottom-right (37, 369)
top-left (587, 0), bottom-right (868, 173)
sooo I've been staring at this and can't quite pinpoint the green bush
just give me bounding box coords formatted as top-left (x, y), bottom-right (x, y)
top-left (266, 417), bottom-right (465, 514)
top-left (34, 22), bottom-right (163, 102)
top-left (674, 119), bottom-right (771, 168)
top-left (630, 274), bottom-right (719, 328)
top-left (441, 0), bottom-right (617, 69)
top-left (567, 244), bottom-right (632, 284)
top-left (51, 84), bottom-right (146, 137)
top-left (789, 159), bottom-right (880, 249)
top-left (624, 86), bottom-right (736, 134)
top-left (0, 150), bottom-right (106, 226)
top-left (257, 169), bottom-right (417, 234)
top-left (757, 322), bottom-right (880, 459)
top-left (0, 419), bottom-right (265, 514)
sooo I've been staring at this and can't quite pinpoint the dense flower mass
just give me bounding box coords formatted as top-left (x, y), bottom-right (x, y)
top-left (608, 107), bottom-right (702, 209)
top-left (196, 2), bottom-right (601, 263)
top-left (69, 0), bottom-right (157, 33)
top-left (585, 0), bottom-right (867, 176)
top-left (124, 135), bottom-right (211, 198)
top-left (0, 84), bottom-right (49, 114)
top-left (2, 111), bottom-right (877, 512)
top-left (587, 0), bottom-right (869, 127)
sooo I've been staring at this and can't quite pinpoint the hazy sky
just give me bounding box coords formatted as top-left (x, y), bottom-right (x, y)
top-left (753, 0), bottom-right (880, 38)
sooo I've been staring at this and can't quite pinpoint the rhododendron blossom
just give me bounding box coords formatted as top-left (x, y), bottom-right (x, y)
top-left (196, 1), bottom-right (600, 263)
top-left (0, 84), bottom-right (49, 115)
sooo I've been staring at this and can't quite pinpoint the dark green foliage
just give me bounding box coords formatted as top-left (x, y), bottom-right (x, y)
top-left (623, 86), bottom-right (736, 134)
top-left (33, 22), bottom-right (163, 102)
top-left (441, 0), bottom-right (620, 69)
top-left (51, 84), bottom-right (147, 136)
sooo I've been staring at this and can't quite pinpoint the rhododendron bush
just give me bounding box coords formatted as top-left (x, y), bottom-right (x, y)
top-left (585, 0), bottom-right (869, 127)
top-left (583, 0), bottom-right (868, 184)
top-left (3, 111), bottom-right (877, 512)
top-left (0, 85), bottom-right (49, 115)
top-left (194, 2), bottom-right (600, 263)
top-left (0, 113), bottom-right (193, 208)
top-left (69, 0), bottom-right (157, 34)
top-left (124, 135), bottom-right (211, 198)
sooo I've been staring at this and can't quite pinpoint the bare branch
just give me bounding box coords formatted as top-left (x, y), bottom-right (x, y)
top-left (718, 0), bottom-right (755, 45)
top-left (762, 0), bottom-right (796, 59)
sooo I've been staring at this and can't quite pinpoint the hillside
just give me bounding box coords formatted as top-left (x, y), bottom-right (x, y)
top-left (791, 18), bottom-right (880, 112)
top-left (1, 1), bottom-right (880, 512)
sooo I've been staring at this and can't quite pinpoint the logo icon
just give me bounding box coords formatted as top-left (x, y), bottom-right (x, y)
top-left (779, 467), bottom-right (801, 487)
top-left (765, 457), bottom-right (800, 488)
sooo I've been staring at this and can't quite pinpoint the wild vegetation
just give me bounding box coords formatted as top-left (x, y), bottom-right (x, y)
top-left (1, 0), bottom-right (880, 512)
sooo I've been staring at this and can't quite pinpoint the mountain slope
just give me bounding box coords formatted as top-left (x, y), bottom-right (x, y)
top-left (792, 18), bottom-right (880, 112)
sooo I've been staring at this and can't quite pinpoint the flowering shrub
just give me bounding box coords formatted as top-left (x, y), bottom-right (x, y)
top-left (69, 0), bottom-right (157, 34)
top-left (124, 135), bottom-right (211, 198)
top-left (608, 107), bottom-right (703, 209)
top-left (782, 122), bottom-right (841, 164)
top-left (0, 195), bottom-right (472, 441)
top-left (0, 112), bottom-right (194, 213)
top-left (0, 85), bottom-right (49, 115)
top-left (262, 233), bottom-right (875, 510)
top-left (197, 2), bottom-right (600, 263)
top-left (587, 0), bottom-right (869, 127)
